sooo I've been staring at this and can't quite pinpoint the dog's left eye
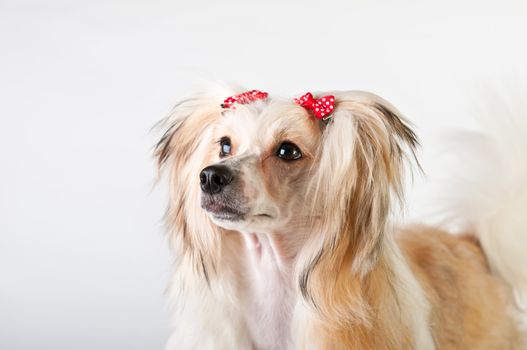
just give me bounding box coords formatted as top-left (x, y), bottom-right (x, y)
top-left (276, 142), bottom-right (302, 161)
top-left (219, 137), bottom-right (232, 157)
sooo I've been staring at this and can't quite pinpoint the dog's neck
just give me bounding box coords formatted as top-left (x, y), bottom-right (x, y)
top-left (242, 232), bottom-right (298, 272)
top-left (239, 231), bottom-right (301, 350)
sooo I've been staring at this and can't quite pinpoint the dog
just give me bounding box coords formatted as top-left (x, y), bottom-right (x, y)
top-left (155, 88), bottom-right (526, 349)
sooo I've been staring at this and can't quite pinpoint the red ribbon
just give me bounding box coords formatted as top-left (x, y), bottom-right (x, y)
top-left (221, 90), bottom-right (268, 109)
top-left (295, 92), bottom-right (335, 120)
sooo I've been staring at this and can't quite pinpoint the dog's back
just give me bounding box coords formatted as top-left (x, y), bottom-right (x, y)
top-left (398, 226), bottom-right (524, 349)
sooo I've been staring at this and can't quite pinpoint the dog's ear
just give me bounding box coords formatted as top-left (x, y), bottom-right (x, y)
top-left (154, 93), bottom-right (223, 283)
top-left (154, 95), bottom-right (222, 170)
top-left (297, 91), bottom-right (419, 319)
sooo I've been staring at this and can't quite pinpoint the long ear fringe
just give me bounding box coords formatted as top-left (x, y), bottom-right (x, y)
top-left (296, 91), bottom-right (420, 323)
top-left (154, 93), bottom-right (225, 283)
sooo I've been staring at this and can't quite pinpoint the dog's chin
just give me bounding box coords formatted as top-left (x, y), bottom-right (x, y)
top-left (210, 211), bottom-right (245, 222)
top-left (202, 205), bottom-right (271, 233)
top-left (209, 211), bottom-right (279, 232)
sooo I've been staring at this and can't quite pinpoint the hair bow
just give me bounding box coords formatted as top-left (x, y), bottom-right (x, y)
top-left (221, 90), bottom-right (269, 109)
top-left (294, 92), bottom-right (335, 120)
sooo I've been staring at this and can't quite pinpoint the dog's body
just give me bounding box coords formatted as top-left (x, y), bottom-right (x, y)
top-left (157, 89), bottom-right (526, 349)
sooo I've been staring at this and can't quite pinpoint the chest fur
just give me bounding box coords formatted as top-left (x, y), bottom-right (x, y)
top-left (241, 235), bottom-right (295, 350)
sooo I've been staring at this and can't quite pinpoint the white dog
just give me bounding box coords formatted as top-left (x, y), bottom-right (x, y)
top-left (155, 88), bottom-right (526, 349)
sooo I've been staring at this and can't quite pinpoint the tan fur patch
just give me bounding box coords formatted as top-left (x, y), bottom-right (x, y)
top-left (399, 226), bottom-right (523, 349)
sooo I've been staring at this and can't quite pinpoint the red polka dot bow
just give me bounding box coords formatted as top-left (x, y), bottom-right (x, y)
top-left (221, 90), bottom-right (269, 109)
top-left (294, 92), bottom-right (335, 120)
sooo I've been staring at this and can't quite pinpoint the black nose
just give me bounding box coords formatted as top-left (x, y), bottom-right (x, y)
top-left (199, 165), bottom-right (233, 194)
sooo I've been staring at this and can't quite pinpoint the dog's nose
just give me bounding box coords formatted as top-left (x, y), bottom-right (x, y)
top-left (199, 165), bottom-right (233, 194)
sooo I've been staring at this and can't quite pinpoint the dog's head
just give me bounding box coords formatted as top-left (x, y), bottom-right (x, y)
top-left (155, 88), bottom-right (418, 290)
top-left (195, 96), bottom-right (323, 234)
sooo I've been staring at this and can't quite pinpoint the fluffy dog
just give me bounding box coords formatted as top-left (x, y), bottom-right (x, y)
top-left (155, 88), bottom-right (526, 349)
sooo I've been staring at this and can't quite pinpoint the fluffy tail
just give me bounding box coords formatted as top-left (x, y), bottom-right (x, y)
top-left (413, 84), bottom-right (527, 319)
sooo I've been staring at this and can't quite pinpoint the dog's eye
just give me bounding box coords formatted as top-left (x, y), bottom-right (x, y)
top-left (219, 137), bottom-right (232, 157)
top-left (276, 142), bottom-right (302, 161)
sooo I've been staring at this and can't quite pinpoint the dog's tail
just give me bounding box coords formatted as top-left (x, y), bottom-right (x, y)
top-left (417, 84), bottom-right (527, 319)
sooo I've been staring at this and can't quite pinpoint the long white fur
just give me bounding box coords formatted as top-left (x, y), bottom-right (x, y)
top-left (164, 241), bottom-right (253, 349)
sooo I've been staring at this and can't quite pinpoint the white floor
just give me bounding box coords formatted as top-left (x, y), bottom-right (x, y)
top-left (1, 0), bottom-right (526, 349)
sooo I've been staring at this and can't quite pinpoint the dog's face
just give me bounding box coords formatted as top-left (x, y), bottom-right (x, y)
top-left (199, 101), bottom-right (322, 233)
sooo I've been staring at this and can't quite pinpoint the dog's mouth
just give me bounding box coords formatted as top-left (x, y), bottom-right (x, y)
top-left (201, 196), bottom-right (247, 221)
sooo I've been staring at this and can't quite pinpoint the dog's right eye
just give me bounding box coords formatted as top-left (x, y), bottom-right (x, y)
top-left (219, 137), bottom-right (232, 158)
top-left (276, 141), bottom-right (302, 161)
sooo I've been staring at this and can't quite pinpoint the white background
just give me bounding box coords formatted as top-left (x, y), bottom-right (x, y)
top-left (1, 0), bottom-right (526, 349)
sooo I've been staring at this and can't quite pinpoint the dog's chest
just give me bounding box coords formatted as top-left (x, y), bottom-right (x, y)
top-left (242, 242), bottom-right (295, 350)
